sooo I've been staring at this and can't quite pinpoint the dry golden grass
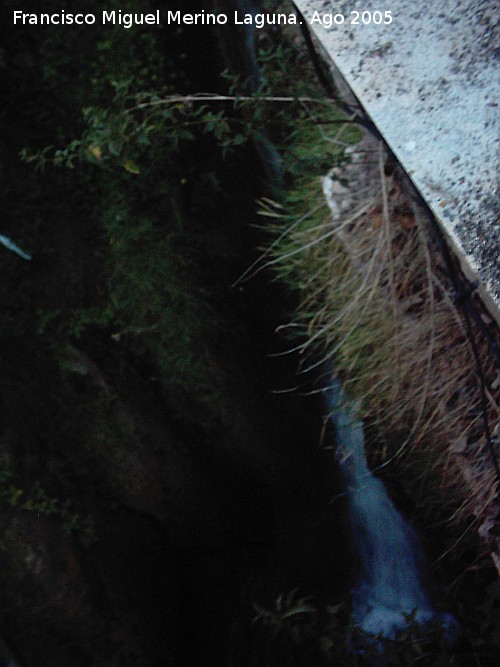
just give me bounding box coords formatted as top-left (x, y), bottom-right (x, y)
top-left (254, 118), bottom-right (500, 565)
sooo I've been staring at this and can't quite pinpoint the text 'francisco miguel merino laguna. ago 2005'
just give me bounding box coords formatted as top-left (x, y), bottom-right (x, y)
top-left (12, 8), bottom-right (394, 29)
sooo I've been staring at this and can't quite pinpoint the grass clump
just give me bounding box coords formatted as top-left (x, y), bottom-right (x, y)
top-left (252, 104), bottom-right (500, 565)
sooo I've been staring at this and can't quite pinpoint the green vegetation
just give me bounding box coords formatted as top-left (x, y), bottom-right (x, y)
top-left (0, 469), bottom-right (93, 545)
top-left (1, 2), bottom-right (277, 663)
top-left (1, 0), bottom-right (498, 664)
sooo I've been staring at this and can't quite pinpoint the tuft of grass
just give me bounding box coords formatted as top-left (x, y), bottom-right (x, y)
top-left (253, 106), bottom-right (500, 564)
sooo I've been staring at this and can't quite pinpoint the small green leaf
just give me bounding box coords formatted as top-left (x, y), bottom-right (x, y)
top-left (122, 159), bottom-right (140, 174)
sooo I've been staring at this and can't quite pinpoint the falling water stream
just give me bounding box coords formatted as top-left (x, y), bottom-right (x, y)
top-left (323, 374), bottom-right (456, 640)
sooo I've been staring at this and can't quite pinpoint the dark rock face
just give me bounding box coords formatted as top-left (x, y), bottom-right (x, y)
top-left (0, 331), bottom-right (349, 665)
top-left (0, 3), bottom-right (349, 663)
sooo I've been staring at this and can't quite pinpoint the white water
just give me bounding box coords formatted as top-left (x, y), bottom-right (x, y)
top-left (324, 376), bottom-right (456, 639)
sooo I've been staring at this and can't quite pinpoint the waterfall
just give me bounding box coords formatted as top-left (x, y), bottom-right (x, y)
top-left (223, 0), bottom-right (283, 188)
top-left (323, 375), bottom-right (456, 639)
